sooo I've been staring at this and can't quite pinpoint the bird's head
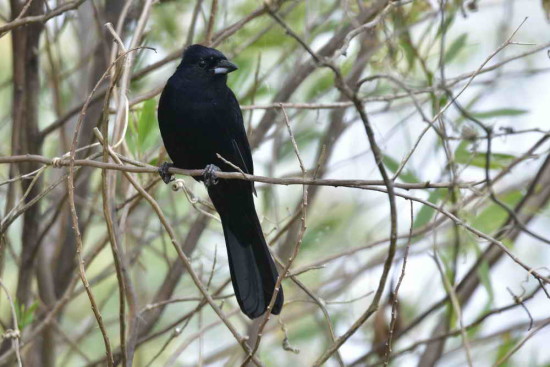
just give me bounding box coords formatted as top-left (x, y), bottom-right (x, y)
top-left (177, 44), bottom-right (238, 81)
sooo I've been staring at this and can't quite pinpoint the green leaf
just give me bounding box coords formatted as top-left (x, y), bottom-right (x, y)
top-left (301, 215), bottom-right (341, 251)
top-left (444, 33), bottom-right (468, 64)
top-left (127, 111), bottom-right (139, 155)
top-left (128, 98), bottom-right (160, 159)
top-left (436, 13), bottom-right (456, 38)
top-left (305, 70), bottom-right (334, 100)
top-left (289, 316), bottom-right (317, 342)
top-left (471, 108), bottom-right (528, 119)
top-left (544, 0), bottom-right (550, 21)
top-left (467, 300), bottom-right (491, 339)
top-left (438, 95), bottom-right (448, 108)
top-left (137, 98), bottom-right (157, 150)
top-left (382, 155), bottom-right (419, 183)
top-left (15, 300), bottom-right (38, 330)
top-left (477, 256), bottom-right (494, 302)
top-left (473, 189), bottom-right (523, 234)
top-left (413, 189), bottom-right (446, 229)
top-left (455, 141), bottom-right (516, 169)
top-left (472, 152), bottom-right (516, 170)
top-left (454, 140), bottom-right (470, 161)
top-left (494, 333), bottom-right (517, 367)
top-left (399, 38), bottom-right (416, 69)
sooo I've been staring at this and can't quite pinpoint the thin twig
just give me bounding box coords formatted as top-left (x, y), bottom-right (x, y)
top-left (383, 201), bottom-right (414, 366)
top-left (0, 0), bottom-right (87, 36)
top-left (205, 0), bottom-right (218, 45)
top-left (492, 317), bottom-right (550, 366)
top-left (0, 279), bottom-right (22, 367)
top-left (0, 154), bottom-right (482, 190)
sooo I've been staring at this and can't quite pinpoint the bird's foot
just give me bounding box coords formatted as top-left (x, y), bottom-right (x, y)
top-left (159, 162), bottom-right (175, 184)
top-left (203, 164), bottom-right (220, 187)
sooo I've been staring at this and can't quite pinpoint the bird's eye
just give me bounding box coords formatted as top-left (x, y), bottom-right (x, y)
top-left (198, 60), bottom-right (206, 68)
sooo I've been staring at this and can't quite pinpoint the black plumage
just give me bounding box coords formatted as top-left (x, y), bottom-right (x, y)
top-left (157, 44), bottom-right (283, 319)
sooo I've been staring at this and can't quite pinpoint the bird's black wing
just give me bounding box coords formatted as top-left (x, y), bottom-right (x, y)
top-left (224, 90), bottom-right (253, 174)
top-left (220, 89), bottom-right (256, 193)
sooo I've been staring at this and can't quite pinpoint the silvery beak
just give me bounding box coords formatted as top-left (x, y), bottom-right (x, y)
top-left (213, 59), bottom-right (238, 75)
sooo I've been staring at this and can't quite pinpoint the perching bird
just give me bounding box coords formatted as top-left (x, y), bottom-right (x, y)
top-left (157, 44), bottom-right (283, 319)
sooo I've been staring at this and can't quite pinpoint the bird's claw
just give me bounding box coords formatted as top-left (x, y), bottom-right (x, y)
top-left (159, 162), bottom-right (175, 184)
top-left (204, 164), bottom-right (220, 187)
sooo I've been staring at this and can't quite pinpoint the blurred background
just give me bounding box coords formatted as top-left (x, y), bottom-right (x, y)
top-left (1, 0), bottom-right (550, 366)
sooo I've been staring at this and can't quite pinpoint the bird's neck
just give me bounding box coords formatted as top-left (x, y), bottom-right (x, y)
top-left (172, 73), bottom-right (228, 95)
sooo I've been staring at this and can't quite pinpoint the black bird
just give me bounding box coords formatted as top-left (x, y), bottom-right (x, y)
top-left (157, 44), bottom-right (283, 319)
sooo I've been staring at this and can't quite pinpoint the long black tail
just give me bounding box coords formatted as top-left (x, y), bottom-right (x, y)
top-left (208, 185), bottom-right (283, 319)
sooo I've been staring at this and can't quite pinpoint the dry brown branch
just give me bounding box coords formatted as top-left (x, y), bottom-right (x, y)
top-left (99, 65), bottom-right (130, 367)
top-left (4, 151), bottom-right (549, 287)
top-left (492, 317), bottom-right (550, 366)
top-left (0, 154), bottom-right (482, 189)
top-left (0, 0), bottom-right (87, 36)
top-left (383, 201), bottom-right (414, 366)
top-left (0, 280), bottom-right (22, 367)
top-left (432, 253), bottom-right (474, 367)
top-left (204, 0), bottom-right (218, 45)
top-left (66, 81), bottom-right (115, 367)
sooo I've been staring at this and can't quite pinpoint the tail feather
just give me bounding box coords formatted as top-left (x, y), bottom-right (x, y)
top-left (209, 185), bottom-right (283, 319)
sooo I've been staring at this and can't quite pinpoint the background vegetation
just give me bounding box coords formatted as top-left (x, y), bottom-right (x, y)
top-left (1, 0), bottom-right (550, 366)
